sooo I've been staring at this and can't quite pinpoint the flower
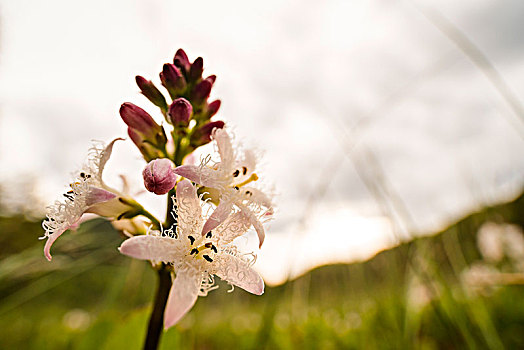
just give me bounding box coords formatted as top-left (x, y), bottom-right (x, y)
top-left (42, 139), bottom-right (139, 261)
top-left (118, 180), bottom-right (264, 328)
top-left (173, 128), bottom-right (273, 247)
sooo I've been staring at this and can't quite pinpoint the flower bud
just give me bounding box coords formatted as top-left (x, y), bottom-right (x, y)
top-left (189, 57), bottom-right (204, 82)
top-left (168, 98), bottom-right (193, 126)
top-left (120, 103), bottom-right (160, 139)
top-left (160, 63), bottom-right (186, 98)
top-left (135, 76), bottom-right (168, 112)
top-left (205, 75), bottom-right (216, 85)
top-left (142, 159), bottom-right (177, 195)
top-left (191, 120), bottom-right (225, 147)
top-left (206, 100), bottom-right (221, 118)
top-left (173, 48), bottom-right (190, 73)
top-left (128, 128), bottom-right (163, 161)
top-left (191, 79), bottom-right (212, 104)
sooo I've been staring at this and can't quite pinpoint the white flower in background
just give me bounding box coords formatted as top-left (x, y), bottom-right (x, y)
top-left (119, 180), bottom-right (264, 328)
top-left (42, 138), bottom-right (137, 260)
top-left (174, 128), bottom-right (272, 247)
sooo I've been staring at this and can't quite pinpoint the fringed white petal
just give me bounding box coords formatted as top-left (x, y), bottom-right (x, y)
top-left (118, 235), bottom-right (184, 262)
top-left (164, 269), bottom-right (202, 329)
top-left (176, 180), bottom-right (203, 236)
top-left (240, 186), bottom-right (272, 208)
top-left (214, 211), bottom-right (252, 245)
top-left (173, 165), bottom-right (225, 188)
top-left (43, 226), bottom-right (69, 261)
top-left (202, 200), bottom-right (233, 236)
top-left (237, 203), bottom-right (266, 248)
top-left (96, 138), bottom-right (124, 189)
top-left (214, 253), bottom-right (264, 295)
top-left (213, 128), bottom-right (235, 174)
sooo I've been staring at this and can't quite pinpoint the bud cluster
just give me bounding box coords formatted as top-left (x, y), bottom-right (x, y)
top-left (122, 49), bottom-right (225, 166)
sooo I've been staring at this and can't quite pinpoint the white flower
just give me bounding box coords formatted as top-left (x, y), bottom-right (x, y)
top-left (118, 180), bottom-right (264, 328)
top-left (173, 128), bottom-right (272, 247)
top-left (42, 138), bottom-right (134, 260)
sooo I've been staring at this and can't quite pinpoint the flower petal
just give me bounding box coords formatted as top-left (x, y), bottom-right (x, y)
top-left (97, 138), bottom-right (124, 187)
top-left (237, 203), bottom-right (265, 248)
top-left (176, 180), bottom-right (203, 235)
top-left (85, 196), bottom-right (130, 218)
top-left (213, 128), bottom-right (235, 173)
top-left (241, 187), bottom-right (272, 208)
top-left (173, 165), bottom-right (224, 188)
top-left (201, 200), bottom-right (233, 236)
top-left (85, 187), bottom-right (117, 206)
top-left (214, 211), bottom-right (252, 245)
top-left (118, 235), bottom-right (184, 262)
top-left (214, 253), bottom-right (264, 295)
top-left (43, 226), bottom-right (70, 261)
top-left (164, 269), bottom-right (202, 329)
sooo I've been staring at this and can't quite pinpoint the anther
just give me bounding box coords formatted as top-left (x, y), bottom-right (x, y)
top-left (188, 235), bottom-right (196, 245)
top-left (234, 186), bottom-right (240, 190)
top-left (242, 166), bottom-right (247, 175)
top-left (233, 169), bottom-right (240, 177)
top-left (203, 255), bottom-right (213, 262)
top-left (245, 190), bottom-right (252, 196)
top-left (190, 248), bottom-right (199, 255)
top-left (204, 242), bottom-right (212, 248)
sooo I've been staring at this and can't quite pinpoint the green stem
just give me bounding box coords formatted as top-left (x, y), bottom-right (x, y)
top-left (140, 209), bottom-right (162, 230)
top-left (143, 266), bottom-right (173, 350)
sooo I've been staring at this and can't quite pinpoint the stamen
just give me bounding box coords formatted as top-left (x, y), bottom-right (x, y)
top-left (204, 242), bottom-right (212, 248)
top-left (235, 173), bottom-right (259, 188)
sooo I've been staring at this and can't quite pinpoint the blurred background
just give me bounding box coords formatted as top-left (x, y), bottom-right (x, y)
top-left (1, 0), bottom-right (524, 348)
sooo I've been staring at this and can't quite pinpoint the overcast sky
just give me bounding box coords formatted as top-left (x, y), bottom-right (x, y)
top-left (1, 0), bottom-right (523, 284)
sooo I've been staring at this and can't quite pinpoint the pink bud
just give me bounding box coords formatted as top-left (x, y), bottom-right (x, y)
top-left (143, 159), bottom-right (177, 195)
top-left (120, 103), bottom-right (159, 137)
top-left (168, 98), bottom-right (193, 126)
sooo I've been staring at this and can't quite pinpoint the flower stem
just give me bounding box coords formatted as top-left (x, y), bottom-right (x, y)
top-left (143, 266), bottom-right (173, 350)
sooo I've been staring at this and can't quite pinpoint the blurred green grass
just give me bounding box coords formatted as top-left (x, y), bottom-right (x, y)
top-left (0, 193), bottom-right (523, 349)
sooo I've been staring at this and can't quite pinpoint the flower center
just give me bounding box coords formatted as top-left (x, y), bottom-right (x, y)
top-left (187, 232), bottom-right (218, 262)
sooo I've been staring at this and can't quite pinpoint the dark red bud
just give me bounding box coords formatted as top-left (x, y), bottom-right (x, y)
top-left (207, 100), bottom-right (221, 118)
top-left (189, 57), bottom-right (204, 82)
top-left (192, 120), bottom-right (225, 146)
top-left (168, 98), bottom-right (193, 126)
top-left (191, 79), bottom-right (212, 104)
top-left (120, 103), bottom-right (159, 136)
top-left (173, 48), bottom-right (190, 72)
top-left (135, 76), bottom-right (168, 111)
top-left (160, 64), bottom-right (186, 97)
top-left (205, 75), bottom-right (216, 85)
